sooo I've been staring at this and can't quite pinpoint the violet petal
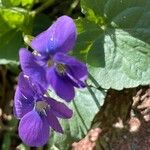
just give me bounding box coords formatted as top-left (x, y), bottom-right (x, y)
top-left (45, 97), bottom-right (73, 119)
top-left (19, 110), bottom-right (49, 147)
top-left (18, 72), bottom-right (35, 98)
top-left (19, 48), bottom-right (48, 89)
top-left (31, 15), bottom-right (76, 55)
top-left (46, 67), bottom-right (75, 101)
top-left (54, 52), bottom-right (88, 87)
top-left (46, 110), bottom-right (63, 133)
top-left (13, 87), bottom-right (34, 119)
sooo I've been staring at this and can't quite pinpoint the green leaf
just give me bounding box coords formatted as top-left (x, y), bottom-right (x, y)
top-left (0, 29), bottom-right (24, 61)
top-left (1, 0), bottom-right (20, 7)
top-left (104, 0), bottom-right (148, 22)
top-left (48, 86), bottom-right (105, 150)
top-left (1, 0), bottom-right (35, 9)
top-left (0, 7), bottom-right (32, 33)
top-left (32, 13), bottom-right (51, 35)
top-left (0, 59), bottom-right (18, 65)
top-left (2, 133), bottom-right (11, 150)
top-left (0, 6), bottom-right (33, 62)
top-left (88, 30), bottom-right (150, 90)
top-left (0, 59), bottom-right (19, 74)
top-left (16, 144), bottom-right (30, 150)
top-left (21, 0), bottom-right (35, 8)
top-left (81, 0), bottom-right (107, 23)
top-left (87, 33), bottom-right (105, 67)
top-left (72, 18), bottom-right (102, 62)
top-left (74, 0), bottom-right (150, 89)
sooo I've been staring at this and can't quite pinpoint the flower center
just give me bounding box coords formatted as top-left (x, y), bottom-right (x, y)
top-left (35, 101), bottom-right (50, 114)
top-left (47, 59), bottom-right (53, 67)
top-left (56, 63), bottom-right (66, 74)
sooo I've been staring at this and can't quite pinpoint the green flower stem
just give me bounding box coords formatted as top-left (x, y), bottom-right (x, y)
top-left (72, 100), bottom-right (88, 132)
top-left (67, 0), bottom-right (79, 15)
top-left (31, 0), bottom-right (55, 16)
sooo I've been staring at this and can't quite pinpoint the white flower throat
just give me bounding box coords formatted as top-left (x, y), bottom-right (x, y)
top-left (56, 63), bottom-right (66, 74)
top-left (47, 58), bottom-right (66, 74)
top-left (33, 50), bottom-right (66, 74)
top-left (35, 101), bottom-right (50, 114)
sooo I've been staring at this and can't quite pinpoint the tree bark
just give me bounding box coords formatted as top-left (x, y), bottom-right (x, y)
top-left (91, 87), bottom-right (150, 150)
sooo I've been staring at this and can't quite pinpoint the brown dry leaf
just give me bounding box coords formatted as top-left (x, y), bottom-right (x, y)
top-left (72, 128), bottom-right (102, 150)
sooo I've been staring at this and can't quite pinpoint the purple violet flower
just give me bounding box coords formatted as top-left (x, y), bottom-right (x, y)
top-left (14, 72), bottom-right (73, 147)
top-left (19, 15), bottom-right (88, 102)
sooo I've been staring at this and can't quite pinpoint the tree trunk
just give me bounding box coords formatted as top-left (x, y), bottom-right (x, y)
top-left (91, 87), bottom-right (150, 150)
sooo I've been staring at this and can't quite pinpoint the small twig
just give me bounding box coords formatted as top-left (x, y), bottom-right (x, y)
top-left (0, 66), bottom-right (7, 109)
top-left (67, 0), bottom-right (79, 15)
top-left (31, 0), bottom-right (55, 16)
top-left (72, 100), bottom-right (88, 132)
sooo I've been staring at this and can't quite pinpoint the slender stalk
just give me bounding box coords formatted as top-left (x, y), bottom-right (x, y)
top-left (67, 0), bottom-right (79, 15)
top-left (72, 101), bottom-right (88, 132)
top-left (87, 85), bottom-right (101, 109)
top-left (0, 66), bottom-right (7, 109)
top-left (31, 0), bottom-right (55, 16)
